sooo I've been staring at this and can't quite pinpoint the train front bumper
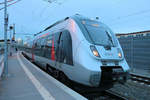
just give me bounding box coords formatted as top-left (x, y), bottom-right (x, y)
top-left (89, 66), bottom-right (130, 87)
top-left (100, 66), bottom-right (130, 85)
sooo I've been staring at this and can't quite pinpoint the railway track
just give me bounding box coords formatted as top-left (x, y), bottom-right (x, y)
top-left (81, 90), bottom-right (128, 100)
top-left (130, 73), bottom-right (150, 85)
top-left (104, 90), bottom-right (128, 100)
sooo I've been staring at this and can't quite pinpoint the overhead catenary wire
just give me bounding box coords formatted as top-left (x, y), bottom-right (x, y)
top-left (32, 0), bottom-right (68, 34)
top-left (0, 0), bottom-right (14, 5)
top-left (0, 0), bottom-right (21, 11)
top-left (108, 9), bottom-right (150, 25)
top-left (43, 0), bottom-right (68, 5)
top-left (110, 14), bottom-right (150, 27)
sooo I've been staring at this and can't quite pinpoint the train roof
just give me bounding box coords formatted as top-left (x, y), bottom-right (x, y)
top-left (34, 14), bottom-right (98, 37)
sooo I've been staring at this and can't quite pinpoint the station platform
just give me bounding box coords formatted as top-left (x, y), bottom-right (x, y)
top-left (0, 52), bottom-right (87, 100)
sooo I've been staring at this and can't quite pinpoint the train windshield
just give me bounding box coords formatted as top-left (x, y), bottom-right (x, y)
top-left (81, 20), bottom-right (118, 47)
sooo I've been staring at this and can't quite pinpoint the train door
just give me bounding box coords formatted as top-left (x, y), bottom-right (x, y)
top-left (55, 30), bottom-right (73, 68)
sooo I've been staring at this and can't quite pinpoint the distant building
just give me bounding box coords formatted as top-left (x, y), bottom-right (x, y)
top-left (116, 30), bottom-right (150, 38)
top-left (116, 30), bottom-right (150, 71)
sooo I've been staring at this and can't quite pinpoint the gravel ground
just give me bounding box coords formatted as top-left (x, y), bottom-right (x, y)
top-left (109, 80), bottom-right (150, 100)
top-left (94, 80), bottom-right (150, 100)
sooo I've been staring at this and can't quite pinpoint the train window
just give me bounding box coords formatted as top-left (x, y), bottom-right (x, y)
top-left (44, 35), bottom-right (53, 58)
top-left (73, 17), bottom-right (118, 47)
top-left (33, 40), bottom-right (38, 55)
top-left (44, 36), bottom-right (48, 46)
top-left (36, 39), bottom-right (41, 47)
top-left (73, 17), bottom-right (92, 43)
top-left (41, 36), bottom-right (47, 57)
top-left (40, 38), bottom-right (45, 47)
top-left (46, 35), bottom-right (53, 47)
top-left (34, 42), bottom-right (37, 48)
top-left (82, 20), bottom-right (118, 47)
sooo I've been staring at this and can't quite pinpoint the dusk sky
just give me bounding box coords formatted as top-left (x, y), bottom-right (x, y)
top-left (0, 0), bottom-right (150, 40)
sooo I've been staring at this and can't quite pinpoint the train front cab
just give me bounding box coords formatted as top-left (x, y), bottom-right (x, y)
top-left (72, 15), bottom-right (130, 89)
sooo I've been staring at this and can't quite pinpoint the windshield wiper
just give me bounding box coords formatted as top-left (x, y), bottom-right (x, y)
top-left (106, 31), bottom-right (114, 46)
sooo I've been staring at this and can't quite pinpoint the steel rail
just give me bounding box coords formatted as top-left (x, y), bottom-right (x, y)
top-left (130, 73), bottom-right (150, 85)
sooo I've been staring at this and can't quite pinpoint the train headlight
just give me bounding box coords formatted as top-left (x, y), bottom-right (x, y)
top-left (90, 45), bottom-right (100, 57)
top-left (117, 48), bottom-right (122, 58)
top-left (118, 52), bottom-right (122, 58)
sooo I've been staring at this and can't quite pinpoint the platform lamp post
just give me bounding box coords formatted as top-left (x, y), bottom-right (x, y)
top-left (3, 0), bottom-right (8, 76)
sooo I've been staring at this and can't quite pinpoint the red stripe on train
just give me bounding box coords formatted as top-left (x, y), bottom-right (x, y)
top-left (32, 45), bottom-right (35, 62)
top-left (51, 36), bottom-right (55, 60)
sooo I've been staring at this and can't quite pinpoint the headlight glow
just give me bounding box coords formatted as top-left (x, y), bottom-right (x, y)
top-left (90, 45), bottom-right (100, 57)
top-left (117, 48), bottom-right (122, 58)
top-left (93, 50), bottom-right (99, 57)
top-left (118, 52), bottom-right (122, 58)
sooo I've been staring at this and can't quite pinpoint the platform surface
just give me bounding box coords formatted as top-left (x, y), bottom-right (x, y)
top-left (0, 52), bottom-right (87, 100)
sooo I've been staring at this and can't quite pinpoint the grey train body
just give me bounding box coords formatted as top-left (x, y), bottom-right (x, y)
top-left (23, 15), bottom-right (130, 90)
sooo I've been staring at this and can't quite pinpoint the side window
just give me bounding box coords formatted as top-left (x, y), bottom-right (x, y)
top-left (47, 35), bottom-right (53, 47)
top-left (42, 36), bottom-right (48, 57)
top-left (37, 39), bottom-right (42, 56)
top-left (34, 40), bottom-right (38, 55)
top-left (45, 35), bottom-right (53, 58)
top-left (40, 37), bottom-right (45, 48)
top-left (37, 39), bottom-right (40, 47)
top-left (34, 41), bottom-right (37, 48)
